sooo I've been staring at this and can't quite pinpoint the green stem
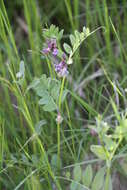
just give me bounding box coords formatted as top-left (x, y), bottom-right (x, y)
top-left (110, 137), bottom-right (123, 162)
top-left (104, 167), bottom-right (110, 190)
top-left (59, 77), bottom-right (65, 110)
top-left (46, 56), bottom-right (53, 79)
top-left (57, 77), bottom-right (66, 168)
top-left (57, 122), bottom-right (61, 168)
top-left (99, 132), bottom-right (110, 160)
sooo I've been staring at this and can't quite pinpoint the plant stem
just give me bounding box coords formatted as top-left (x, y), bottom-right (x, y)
top-left (104, 167), bottom-right (110, 190)
top-left (57, 122), bottom-right (61, 168)
top-left (59, 77), bottom-right (65, 110)
top-left (57, 77), bottom-right (65, 168)
top-left (46, 56), bottom-right (53, 79)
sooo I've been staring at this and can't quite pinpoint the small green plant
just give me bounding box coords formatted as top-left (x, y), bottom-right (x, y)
top-left (66, 164), bottom-right (105, 190)
top-left (27, 74), bottom-right (68, 112)
top-left (89, 111), bottom-right (127, 190)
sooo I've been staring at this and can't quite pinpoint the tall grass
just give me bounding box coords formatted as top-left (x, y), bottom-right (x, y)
top-left (0, 0), bottom-right (127, 189)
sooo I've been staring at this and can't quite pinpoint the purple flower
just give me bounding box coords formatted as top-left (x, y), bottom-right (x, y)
top-left (54, 64), bottom-right (61, 72)
top-left (54, 60), bottom-right (69, 77)
top-left (58, 65), bottom-right (69, 77)
top-left (42, 47), bottom-right (51, 54)
top-left (47, 39), bottom-right (57, 49)
top-left (42, 37), bottom-right (69, 78)
top-left (42, 38), bottom-right (58, 55)
top-left (52, 48), bottom-right (58, 56)
top-left (62, 53), bottom-right (67, 60)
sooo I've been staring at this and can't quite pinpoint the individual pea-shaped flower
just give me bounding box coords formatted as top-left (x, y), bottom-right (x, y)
top-left (52, 48), bottom-right (58, 56)
top-left (42, 38), bottom-right (58, 56)
top-left (42, 47), bottom-right (51, 54)
top-left (58, 63), bottom-right (68, 77)
top-left (49, 38), bottom-right (58, 56)
top-left (54, 60), bottom-right (69, 77)
top-left (48, 38), bottom-right (57, 49)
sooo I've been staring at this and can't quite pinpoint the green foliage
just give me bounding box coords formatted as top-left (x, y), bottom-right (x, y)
top-left (70, 165), bottom-right (89, 190)
top-left (104, 173), bottom-right (112, 190)
top-left (51, 154), bottom-right (62, 170)
top-left (70, 165), bottom-right (107, 190)
top-left (70, 181), bottom-right (81, 190)
top-left (28, 74), bottom-right (68, 112)
top-left (82, 165), bottom-right (93, 187)
top-left (91, 167), bottom-right (105, 190)
top-left (90, 114), bottom-right (127, 190)
top-left (63, 26), bottom-right (90, 64)
top-left (35, 120), bottom-right (47, 135)
top-left (63, 43), bottom-right (72, 54)
top-left (43, 24), bottom-right (64, 40)
top-left (73, 165), bottom-right (82, 182)
top-left (103, 135), bottom-right (116, 151)
top-left (90, 145), bottom-right (107, 160)
top-left (70, 181), bottom-right (87, 190)
top-left (1, 0), bottom-right (127, 189)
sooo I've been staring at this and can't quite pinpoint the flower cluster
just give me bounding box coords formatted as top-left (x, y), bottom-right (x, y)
top-left (42, 38), bottom-right (69, 77)
top-left (54, 53), bottom-right (68, 77)
top-left (42, 39), bottom-right (58, 56)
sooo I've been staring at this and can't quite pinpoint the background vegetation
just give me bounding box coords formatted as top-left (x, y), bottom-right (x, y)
top-left (0, 0), bottom-right (127, 189)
